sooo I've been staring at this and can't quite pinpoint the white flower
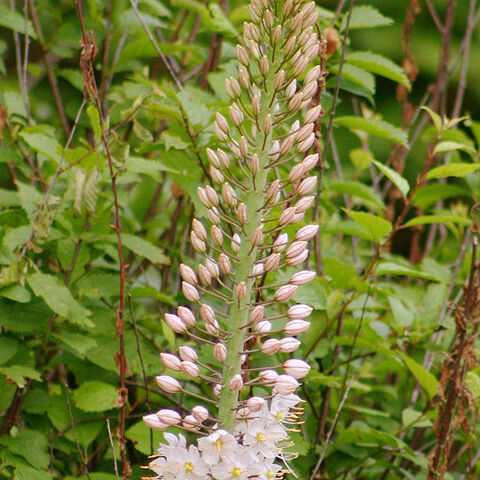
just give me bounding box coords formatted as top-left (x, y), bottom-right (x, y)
top-left (198, 429), bottom-right (237, 464)
top-left (242, 419), bottom-right (278, 459)
top-left (211, 446), bottom-right (253, 480)
top-left (253, 461), bottom-right (283, 480)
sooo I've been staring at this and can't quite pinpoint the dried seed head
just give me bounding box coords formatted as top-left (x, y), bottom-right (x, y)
top-left (179, 346), bottom-right (198, 363)
top-left (178, 306), bottom-right (196, 326)
top-left (165, 313), bottom-right (187, 334)
top-left (182, 281), bottom-right (200, 302)
top-left (180, 263), bottom-right (198, 284)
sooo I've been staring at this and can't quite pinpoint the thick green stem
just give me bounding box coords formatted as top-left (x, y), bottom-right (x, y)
top-left (217, 63), bottom-right (278, 432)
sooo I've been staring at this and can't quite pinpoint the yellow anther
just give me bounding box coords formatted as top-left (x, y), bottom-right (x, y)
top-left (256, 432), bottom-right (266, 442)
top-left (185, 462), bottom-right (193, 473)
top-left (231, 467), bottom-right (242, 478)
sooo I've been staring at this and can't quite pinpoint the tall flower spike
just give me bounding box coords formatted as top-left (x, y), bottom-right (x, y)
top-left (146, 0), bottom-right (324, 477)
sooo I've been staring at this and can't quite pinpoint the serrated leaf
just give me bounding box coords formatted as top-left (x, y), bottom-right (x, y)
top-left (348, 51), bottom-right (410, 89)
top-left (349, 148), bottom-right (373, 170)
top-left (73, 381), bottom-right (117, 412)
top-left (403, 215), bottom-right (471, 228)
top-left (0, 365), bottom-right (42, 385)
top-left (342, 5), bottom-right (393, 30)
top-left (433, 141), bottom-right (476, 156)
top-left (0, 6), bottom-right (37, 38)
top-left (27, 272), bottom-right (93, 327)
top-left (334, 116), bottom-right (408, 146)
top-left (426, 162), bottom-right (480, 179)
top-left (0, 430), bottom-right (49, 469)
top-left (401, 354), bottom-right (438, 398)
top-left (371, 159), bottom-right (410, 197)
top-left (343, 209), bottom-right (392, 242)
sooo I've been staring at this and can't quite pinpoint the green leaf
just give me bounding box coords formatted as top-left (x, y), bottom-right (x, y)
top-left (347, 51), bottom-right (410, 89)
top-left (466, 372), bottom-right (480, 398)
top-left (27, 272), bottom-right (93, 327)
top-left (126, 420), bottom-right (165, 455)
top-left (371, 159), bottom-right (410, 197)
top-left (0, 188), bottom-right (21, 207)
top-left (330, 64), bottom-right (375, 94)
top-left (434, 141), bottom-right (476, 156)
top-left (292, 278), bottom-right (327, 310)
top-left (52, 332), bottom-right (97, 357)
top-left (350, 148), bottom-right (373, 170)
top-left (73, 381), bottom-right (118, 412)
top-left (18, 132), bottom-right (62, 163)
top-left (334, 116), bottom-right (408, 146)
top-left (421, 106), bottom-right (443, 132)
top-left (330, 181), bottom-right (384, 212)
top-left (0, 338), bottom-right (19, 365)
top-left (376, 262), bottom-right (442, 282)
top-left (413, 184), bottom-right (469, 209)
top-left (0, 6), bottom-right (37, 38)
top-left (0, 430), bottom-right (49, 469)
top-left (402, 408), bottom-right (432, 428)
top-left (0, 365), bottom-right (42, 385)
top-left (0, 285), bottom-right (31, 303)
top-left (403, 215), bottom-right (471, 228)
top-left (401, 354), bottom-right (438, 398)
top-left (426, 162), bottom-right (480, 179)
top-left (118, 234), bottom-right (170, 265)
top-left (342, 5), bottom-right (393, 30)
top-left (343, 209), bottom-right (392, 242)
top-left (129, 286), bottom-right (175, 305)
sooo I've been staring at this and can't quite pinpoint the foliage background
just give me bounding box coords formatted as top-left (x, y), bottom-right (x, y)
top-left (0, 0), bottom-right (480, 479)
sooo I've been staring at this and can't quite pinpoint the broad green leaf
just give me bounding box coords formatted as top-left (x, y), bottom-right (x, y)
top-left (334, 116), bottom-right (408, 146)
top-left (0, 6), bottom-right (37, 38)
top-left (350, 148), bottom-right (373, 170)
top-left (434, 141), bottom-right (476, 156)
top-left (348, 51), bottom-right (410, 89)
top-left (0, 338), bottom-right (19, 365)
top-left (0, 298), bottom-right (50, 332)
top-left (119, 233), bottom-right (170, 265)
top-left (343, 209), bottom-right (392, 242)
top-left (0, 365), bottom-right (42, 385)
top-left (52, 332), bottom-right (97, 357)
top-left (14, 465), bottom-right (52, 480)
top-left (0, 285), bottom-right (31, 303)
top-left (18, 132), bottom-right (62, 163)
top-left (403, 215), bottom-right (471, 228)
top-left (371, 159), bottom-right (410, 197)
top-left (27, 272), bottom-right (93, 327)
top-left (330, 181), bottom-right (384, 212)
top-left (0, 430), bottom-right (49, 469)
top-left (330, 64), bottom-right (375, 95)
top-left (0, 188), bottom-right (20, 207)
top-left (139, 0), bottom-right (172, 17)
top-left (413, 184), bottom-right (469, 209)
top-left (376, 262), bottom-right (442, 282)
top-left (421, 106), bottom-right (443, 132)
top-left (402, 409), bottom-right (432, 428)
top-left (426, 162), bottom-right (480, 179)
top-left (73, 381), bottom-right (117, 412)
top-left (292, 278), bottom-right (327, 310)
top-left (126, 420), bottom-right (165, 455)
top-left (342, 5), bottom-right (393, 30)
top-left (129, 286), bottom-right (175, 305)
top-left (401, 354), bottom-right (438, 398)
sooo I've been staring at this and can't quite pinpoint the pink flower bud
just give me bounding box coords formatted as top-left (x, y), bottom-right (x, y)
top-left (288, 163), bottom-right (306, 183)
top-left (207, 207), bottom-right (220, 225)
top-left (222, 183), bottom-right (237, 208)
top-left (302, 153), bottom-right (319, 171)
top-left (252, 226), bottom-right (264, 246)
top-left (263, 113), bottom-right (272, 135)
top-left (205, 317), bottom-right (220, 335)
top-left (215, 112), bottom-right (229, 135)
top-left (205, 186), bottom-right (219, 207)
top-left (181, 361), bottom-right (200, 378)
top-left (261, 338), bottom-right (280, 354)
top-left (211, 225), bottom-right (224, 247)
top-left (247, 396), bottom-right (265, 412)
top-left (197, 187), bottom-right (212, 208)
top-left (179, 346), bottom-right (198, 363)
top-left (297, 123), bottom-right (314, 143)
top-left (192, 219), bottom-right (207, 241)
top-left (192, 405), bottom-right (209, 423)
top-left (274, 374), bottom-right (299, 395)
top-left (198, 264), bottom-right (212, 286)
top-left (213, 384), bottom-right (222, 397)
top-left (286, 241), bottom-right (307, 259)
top-left (219, 254), bottom-right (232, 275)
top-left (182, 282), bottom-right (200, 303)
top-left (297, 132), bottom-right (315, 152)
top-left (274, 284), bottom-right (298, 302)
top-left (214, 343), bottom-right (228, 362)
top-left (177, 306), bottom-right (196, 326)
top-left (304, 104), bottom-right (323, 124)
top-left (287, 304), bottom-right (313, 319)
top-left (156, 409), bottom-right (181, 426)
top-left (295, 195), bottom-right (315, 213)
top-left (255, 320), bottom-right (272, 334)
top-left (267, 179), bottom-right (280, 204)
top-left (232, 233), bottom-right (241, 253)
top-left (259, 370), bottom-right (278, 385)
top-left (161, 353), bottom-right (182, 371)
top-left (217, 148), bottom-right (230, 169)
top-left (156, 375), bottom-right (181, 393)
top-left (143, 414), bottom-right (168, 430)
top-left (279, 207), bottom-right (296, 226)
top-left (295, 224), bottom-right (319, 241)
top-left (205, 258), bottom-right (220, 278)
top-left (238, 203), bottom-right (248, 224)
top-left (265, 253), bottom-right (281, 272)
top-left (286, 249), bottom-right (309, 266)
top-left (274, 69), bottom-right (285, 91)
top-left (179, 263), bottom-right (197, 285)
top-left (273, 234), bottom-right (289, 252)
top-left (297, 176), bottom-right (317, 195)
top-left (278, 337), bottom-right (301, 353)
top-left (235, 281), bottom-right (247, 300)
top-left (283, 359), bottom-right (311, 379)
top-left (191, 231), bottom-right (206, 253)
top-left (206, 147), bottom-right (221, 168)
top-left (200, 304), bottom-right (216, 324)
top-left (250, 305), bottom-right (264, 323)
top-left (284, 319), bottom-right (311, 335)
top-left (280, 134), bottom-right (295, 156)
top-left (290, 270), bottom-right (316, 286)
top-left (251, 264), bottom-right (265, 276)
top-left (183, 414), bottom-right (201, 431)
top-left (305, 66), bottom-right (321, 85)
top-left (229, 104), bottom-right (244, 126)
top-left (229, 374), bottom-right (244, 391)
top-left (250, 153), bottom-right (259, 175)
top-left (164, 313), bottom-right (187, 334)
top-left (211, 167), bottom-right (224, 185)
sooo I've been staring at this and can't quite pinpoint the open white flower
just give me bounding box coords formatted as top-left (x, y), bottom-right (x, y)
top-left (243, 419), bottom-right (279, 459)
top-left (198, 429), bottom-right (237, 464)
top-left (211, 446), bottom-right (253, 480)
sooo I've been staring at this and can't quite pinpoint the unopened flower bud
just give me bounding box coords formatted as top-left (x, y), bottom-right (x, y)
top-left (156, 409), bottom-right (181, 426)
top-left (252, 226), bottom-right (264, 246)
top-left (279, 135), bottom-right (294, 156)
top-left (229, 374), bottom-right (243, 391)
top-left (274, 374), bottom-right (299, 394)
top-left (284, 36), bottom-right (296, 56)
top-left (287, 249), bottom-right (309, 265)
top-left (274, 284), bottom-right (298, 302)
top-left (205, 317), bottom-right (220, 335)
top-left (205, 258), bottom-right (220, 278)
top-left (198, 265), bottom-right (212, 286)
top-left (297, 123), bottom-right (314, 143)
top-left (252, 95), bottom-right (261, 116)
top-left (287, 304), bottom-right (313, 319)
top-left (261, 338), bottom-right (280, 354)
top-left (290, 270), bottom-right (316, 285)
top-left (272, 25), bottom-right (282, 45)
top-left (295, 195), bottom-right (315, 213)
top-left (283, 359), bottom-right (311, 379)
top-left (259, 370), bottom-right (278, 385)
top-left (239, 136), bottom-right (249, 157)
top-left (259, 55), bottom-right (269, 76)
top-left (219, 253), bottom-right (232, 275)
top-left (225, 77), bottom-right (241, 99)
top-left (207, 207), bottom-right (220, 225)
top-left (304, 104), bottom-right (323, 124)
top-left (182, 282), bottom-right (200, 303)
top-left (279, 207), bottom-right (296, 226)
top-left (297, 132), bottom-right (315, 152)
top-left (222, 183), bottom-right (237, 208)
top-left (181, 361), bottom-right (200, 378)
top-left (250, 153), bottom-right (259, 175)
top-left (264, 8), bottom-right (273, 27)
top-left (180, 263), bottom-right (198, 285)
top-left (284, 319), bottom-right (311, 335)
top-left (286, 241), bottom-right (307, 259)
top-left (211, 225), bottom-right (224, 247)
top-left (296, 224), bottom-right (319, 241)
top-left (267, 179), bottom-right (280, 204)
top-left (236, 45), bottom-right (250, 66)
top-left (156, 375), bottom-right (181, 393)
top-left (191, 231), bottom-right (206, 253)
top-left (211, 167), bottom-right (224, 184)
top-left (291, 11), bottom-right (304, 31)
top-left (302, 81), bottom-right (318, 101)
top-left (237, 203), bottom-right (248, 224)
top-left (178, 306), bottom-right (196, 326)
top-left (263, 114), bottom-right (272, 136)
top-left (232, 233), bottom-right (241, 253)
top-left (247, 396), bottom-right (265, 412)
top-left (249, 40), bottom-right (261, 59)
top-left (214, 343), bottom-right (227, 362)
top-left (235, 281), bottom-right (247, 300)
top-left (161, 353), bottom-right (182, 371)
top-left (229, 104), bottom-right (244, 126)
top-left (265, 252), bottom-right (281, 272)
top-left (283, 0), bottom-right (293, 16)
top-left (255, 320), bottom-right (272, 334)
top-left (273, 233), bottom-right (289, 252)
top-left (206, 147), bottom-right (220, 168)
top-left (143, 414), bottom-right (168, 430)
top-left (183, 414), bottom-right (200, 430)
top-left (165, 313), bottom-right (187, 333)
top-left (213, 384), bottom-right (222, 397)
top-left (179, 346), bottom-right (198, 363)
top-left (250, 305), bottom-right (264, 323)
top-left (274, 70), bottom-right (285, 91)
top-left (294, 55), bottom-right (308, 77)
top-left (197, 187), bottom-right (211, 208)
top-left (192, 406), bottom-right (209, 422)
top-left (297, 176), bottom-right (317, 195)
top-left (200, 304), bottom-right (216, 324)
top-left (289, 163), bottom-right (306, 183)
top-left (238, 67), bottom-right (250, 89)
